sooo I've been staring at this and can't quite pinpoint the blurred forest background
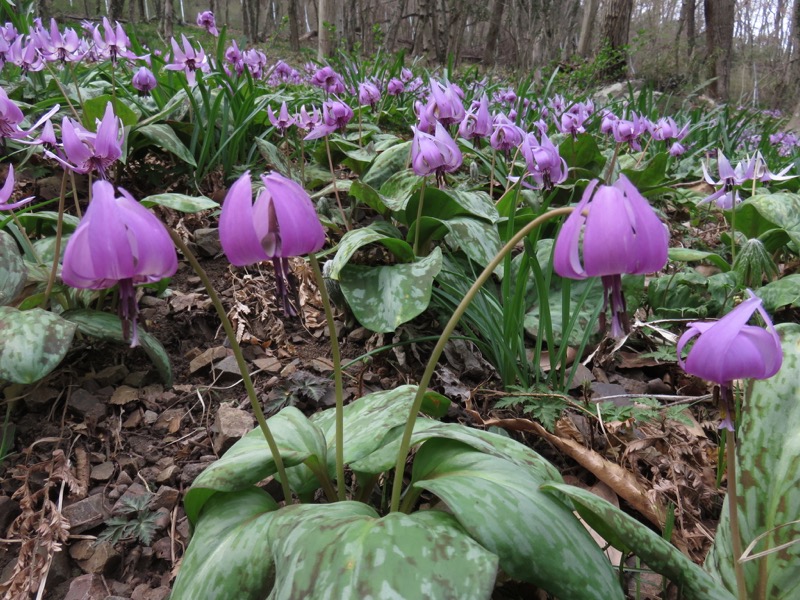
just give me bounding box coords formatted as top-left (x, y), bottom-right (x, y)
top-left (36, 0), bottom-right (800, 114)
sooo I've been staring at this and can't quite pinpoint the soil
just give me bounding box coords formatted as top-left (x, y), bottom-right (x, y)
top-left (1, 203), bottom-right (727, 600)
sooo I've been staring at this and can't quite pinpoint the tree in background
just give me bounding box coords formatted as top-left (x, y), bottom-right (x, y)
top-left (704, 0), bottom-right (736, 99)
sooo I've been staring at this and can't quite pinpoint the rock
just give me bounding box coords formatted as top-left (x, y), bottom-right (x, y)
top-left (143, 410), bottom-right (158, 425)
top-left (123, 370), bottom-right (150, 388)
top-left (212, 405), bottom-right (254, 454)
top-left (94, 365), bottom-right (130, 387)
top-left (193, 228), bottom-right (222, 257)
top-left (70, 539), bottom-right (121, 575)
top-left (152, 537), bottom-right (172, 560)
top-left (48, 547), bottom-right (75, 585)
top-left (180, 462), bottom-right (206, 486)
top-left (212, 355), bottom-right (242, 380)
top-left (23, 385), bottom-right (59, 412)
top-left (647, 378), bottom-right (673, 395)
top-left (90, 462), bottom-right (115, 482)
top-left (122, 410), bottom-right (143, 429)
top-left (252, 356), bottom-right (282, 373)
top-left (63, 574), bottom-right (107, 600)
top-left (154, 409), bottom-right (184, 434)
top-left (131, 584), bottom-right (171, 600)
top-left (62, 494), bottom-right (110, 534)
top-left (110, 386), bottom-right (140, 406)
top-left (348, 326), bottom-right (371, 341)
top-left (155, 465), bottom-right (178, 485)
top-left (68, 389), bottom-right (107, 421)
top-left (150, 486), bottom-right (179, 511)
top-left (112, 483), bottom-right (149, 513)
top-left (189, 347), bottom-right (229, 374)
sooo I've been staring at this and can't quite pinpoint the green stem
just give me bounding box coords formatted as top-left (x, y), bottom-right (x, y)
top-left (605, 142), bottom-right (623, 182)
top-left (726, 427), bottom-right (747, 600)
top-left (388, 206), bottom-right (575, 513)
top-left (42, 171), bottom-right (68, 308)
top-left (412, 177), bottom-right (427, 256)
top-left (168, 229), bottom-right (294, 504)
top-left (730, 200), bottom-right (737, 262)
top-left (69, 170), bottom-right (83, 218)
top-left (44, 63), bottom-right (80, 119)
top-left (308, 254), bottom-right (346, 501)
top-left (324, 135), bottom-right (350, 231)
top-left (489, 149), bottom-right (496, 199)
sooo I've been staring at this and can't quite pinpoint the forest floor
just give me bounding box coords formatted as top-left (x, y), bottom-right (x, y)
top-left (0, 182), bottom-right (731, 599)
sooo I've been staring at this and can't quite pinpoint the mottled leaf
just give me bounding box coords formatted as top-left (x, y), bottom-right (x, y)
top-left (0, 230), bottom-right (25, 306)
top-left (379, 170), bottom-right (424, 212)
top-left (136, 123), bottom-right (197, 167)
top-left (140, 193), bottom-right (217, 213)
top-left (267, 503), bottom-right (498, 600)
top-left (81, 95), bottom-right (139, 129)
top-left (443, 216), bottom-right (503, 270)
top-left (406, 187), bottom-right (500, 225)
top-left (412, 439), bottom-right (623, 599)
top-left (362, 140), bottom-right (411, 188)
top-left (543, 483), bottom-right (734, 600)
top-left (707, 324), bottom-right (800, 599)
top-left (734, 192), bottom-right (800, 248)
top-left (524, 277), bottom-right (603, 345)
top-left (669, 247), bottom-right (731, 272)
top-left (185, 406), bottom-right (326, 523)
top-left (757, 275), bottom-right (800, 312)
top-left (339, 247), bottom-right (442, 332)
top-left (171, 489), bottom-right (278, 599)
top-left (0, 306), bottom-right (76, 384)
top-left (254, 137), bottom-right (291, 179)
top-left (351, 420), bottom-right (561, 482)
top-left (61, 309), bottom-right (172, 386)
top-left (348, 180), bottom-right (389, 215)
top-left (327, 223), bottom-right (413, 280)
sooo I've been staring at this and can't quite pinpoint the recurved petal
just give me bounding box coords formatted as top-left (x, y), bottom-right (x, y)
top-left (219, 171), bottom-right (269, 266)
top-left (617, 175), bottom-right (668, 274)
top-left (61, 117), bottom-right (93, 166)
top-left (263, 173), bottom-right (325, 257)
top-left (116, 188), bottom-right (177, 281)
top-left (553, 180), bottom-right (597, 279)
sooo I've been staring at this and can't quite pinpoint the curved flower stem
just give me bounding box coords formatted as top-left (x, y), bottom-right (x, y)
top-left (324, 135), bottom-right (350, 231)
top-left (168, 229), bottom-right (294, 505)
top-left (726, 427), bottom-right (747, 600)
top-left (44, 63), bottom-right (81, 120)
top-left (308, 254), bottom-right (346, 501)
top-left (605, 142), bottom-right (623, 181)
top-left (730, 200), bottom-right (737, 262)
top-left (42, 171), bottom-right (68, 308)
top-left (412, 177), bottom-right (427, 256)
top-left (69, 171), bottom-right (83, 218)
top-left (388, 206), bottom-right (575, 513)
top-left (489, 149), bottom-right (497, 199)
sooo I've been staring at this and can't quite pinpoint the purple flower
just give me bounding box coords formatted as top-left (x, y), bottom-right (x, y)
top-left (0, 165), bottom-right (35, 210)
top-left (7, 35), bottom-right (44, 72)
top-left (51, 102), bottom-right (123, 178)
top-left (310, 66), bottom-right (345, 95)
top-left (165, 34), bottom-right (208, 86)
top-left (92, 18), bottom-right (138, 63)
top-left (554, 175), bottom-right (668, 338)
top-left (701, 151), bottom-right (755, 209)
top-left (197, 11), bottom-right (219, 36)
top-left (677, 290), bottom-right (782, 430)
top-left (555, 101), bottom-right (593, 136)
top-left (132, 66), bottom-right (157, 95)
top-left (358, 81), bottom-right (381, 108)
top-left (304, 99), bottom-right (353, 140)
top-left (400, 67), bottom-right (413, 82)
top-left (0, 87), bottom-right (26, 139)
top-left (458, 93), bottom-right (492, 140)
top-left (519, 132), bottom-right (568, 190)
top-left (268, 101), bottom-right (295, 136)
top-left (490, 113), bottom-right (524, 152)
top-left (219, 171), bottom-right (326, 315)
top-left (423, 79), bottom-right (465, 127)
top-left (295, 105), bottom-right (320, 133)
top-left (648, 117), bottom-right (688, 142)
top-left (411, 121), bottom-right (462, 178)
top-left (387, 78), bottom-right (405, 96)
top-left (669, 141), bottom-right (686, 157)
top-left (37, 19), bottom-right (84, 63)
top-left (61, 180), bottom-right (178, 347)
top-left (751, 151), bottom-right (795, 183)
top-left (224, 40), bottom-right (244, 74)
top-left (611, 112), bottom-right (648, 150)
top-left (243, 48), bottom-right (267, 78)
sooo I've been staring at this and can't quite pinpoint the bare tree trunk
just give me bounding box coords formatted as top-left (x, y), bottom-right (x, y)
top-left (386, 0), bottom-right (407, 51)
top-left (599, 0), bottom-right (633, 80)
top-left (162, 0), bottom-right (173, 39)
top-left (483, 0), bottom-right (506, 65)
top-left (318, 0), bottom-right (333, 58)
top-left (578, 0), bottom-right (599, 57)
top-left (110, 0), bottom-right (125, 20)
top-left (704, 0), bottom-right (735, 99)
top-left (288, 0), bottom-right (300, 50)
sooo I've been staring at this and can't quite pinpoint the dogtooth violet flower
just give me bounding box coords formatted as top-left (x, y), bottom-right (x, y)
top-left (490, 113), bottom-right (524, 152)
top-left (411, 121), bottom-right (462, 179)
top-left (701, 150), bottom-right (755, 209)
top-left (358, 81), bottom-right (381, 108)
top-left (49, 102), bottom-right (123, 178)
top-left (458, 93), bottom-right (492, 140)
top-left (1, 165), bottom-right (35, 210)
top-left (197, 11), bottom-right (219, 36)
top-left (310, 66), bottom-right (345, 95)
top-left (421, 79), bottom-right (465, 127)
top-left (165, 35), bottom-right (208, 86)
top-left (519, 132), bottom-right (568, 190)
top-left (677, 289), bottom-right (782, 430)
top-left (132, 66), bottom-right (157, 95)
top-left (268, 101), bottom-right (295, 136)
top-left (219, 171), bottom-right (326, 316)
top-left (61, 180), bottom-right (178, 347)
top-left (554, 175), bottom-right (669, 338)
